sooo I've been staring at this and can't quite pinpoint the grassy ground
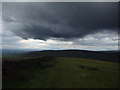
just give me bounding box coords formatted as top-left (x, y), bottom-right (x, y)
top-left (3, 57), bottom-right (119, 88)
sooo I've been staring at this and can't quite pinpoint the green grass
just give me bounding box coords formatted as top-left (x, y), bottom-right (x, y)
top-left (3, 57), bottom-right (119, 88)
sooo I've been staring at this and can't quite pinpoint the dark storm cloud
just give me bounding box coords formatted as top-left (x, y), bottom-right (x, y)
top-left (3, 2), bottom-right (118, 40)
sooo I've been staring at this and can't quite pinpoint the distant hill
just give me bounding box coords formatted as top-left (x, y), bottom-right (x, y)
top-left (23, 50), bottom-right (119, 62)
top-left (2, 49), bottom-right (42, 58)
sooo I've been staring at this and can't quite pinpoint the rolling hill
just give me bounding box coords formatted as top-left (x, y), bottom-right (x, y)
top-left (23, 50), bottom-right (119, 62)
top-left (3, 49), bottom-right (119, 88)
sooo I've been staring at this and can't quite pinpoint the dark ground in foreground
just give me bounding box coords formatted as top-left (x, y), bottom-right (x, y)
top-left (3, 57), bottom-right (119, 88)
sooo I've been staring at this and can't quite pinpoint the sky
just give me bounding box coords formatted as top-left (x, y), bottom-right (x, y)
top-left (2, 2), bottom-right (119, 51)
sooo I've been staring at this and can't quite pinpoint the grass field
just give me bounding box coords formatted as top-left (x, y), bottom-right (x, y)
top-left (3, 57), bottom-right (119, 88)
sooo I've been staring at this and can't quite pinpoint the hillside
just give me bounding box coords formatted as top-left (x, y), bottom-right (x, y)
top-left (3, 57), bottom-right (119, 88)
top-left (3, 50), bottom-right (119, 88)
top-left (23, 50), bottom-right (119, 62)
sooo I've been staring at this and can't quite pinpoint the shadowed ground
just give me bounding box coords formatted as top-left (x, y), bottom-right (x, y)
top-left (3, 57), bottom-right (119, 88)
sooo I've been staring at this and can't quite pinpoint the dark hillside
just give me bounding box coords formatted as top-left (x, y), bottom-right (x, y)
top-left (23, 50), bottom-right (119, 62)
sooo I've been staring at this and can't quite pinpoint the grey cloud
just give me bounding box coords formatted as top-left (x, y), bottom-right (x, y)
top-left (2, 2), bottom-right (118, 40)
top-left (72, 32), bottom-right (118, 47)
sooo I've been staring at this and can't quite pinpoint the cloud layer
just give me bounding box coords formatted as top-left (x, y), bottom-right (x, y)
top-left (2, 2), bottom-right (118, 51)
top-left (3, 2), bottom-right (118, 40)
